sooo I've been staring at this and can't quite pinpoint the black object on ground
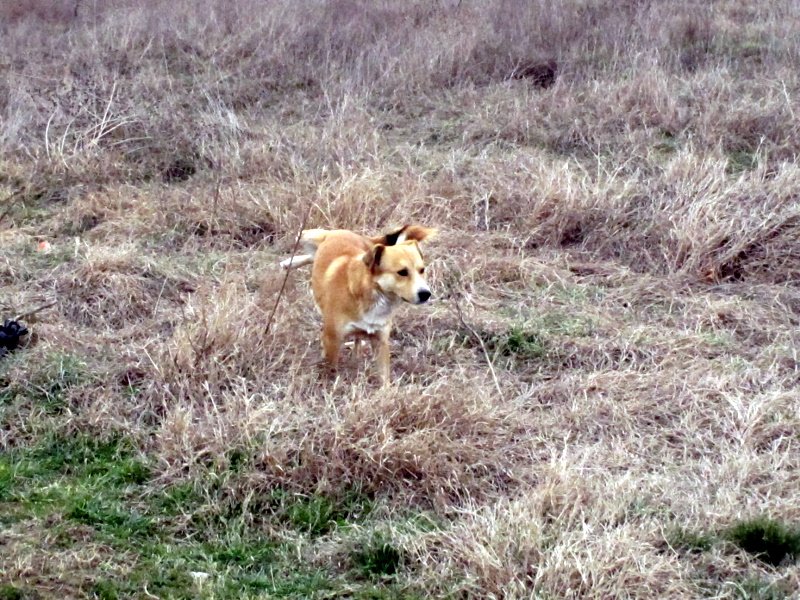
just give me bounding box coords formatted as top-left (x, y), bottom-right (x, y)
top-left (0, 319), bottom-right (28, 359)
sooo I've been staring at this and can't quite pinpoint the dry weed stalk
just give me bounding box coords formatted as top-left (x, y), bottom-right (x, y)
top-left (263, 201), bottom-right (312, 337)
top-left (13, 301), bottom-right (57, 322)
top-left (450, 292), bottom-right (504, 402)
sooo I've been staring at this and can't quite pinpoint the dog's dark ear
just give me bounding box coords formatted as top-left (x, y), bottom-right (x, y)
top-left (363, 244), bottom-right (385, 272)
top-left (383, 225), bottom-right (408, 246)
top-left (377, 224), bottom-right (437, 246)
top-left (400, 224), bottom-right (437, 243)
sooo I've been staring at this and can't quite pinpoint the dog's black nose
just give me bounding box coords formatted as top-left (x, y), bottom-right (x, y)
top-left (417, 289), bottom-right (431, 303)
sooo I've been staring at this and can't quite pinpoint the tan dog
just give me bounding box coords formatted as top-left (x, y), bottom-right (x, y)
top-left (280, 224), bottom-right (436, 382)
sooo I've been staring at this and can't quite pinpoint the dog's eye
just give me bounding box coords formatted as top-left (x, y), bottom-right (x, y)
top-left (397, 268), bottom-right (409, 277)
top-left (418, 267), bottom-right (425, 274)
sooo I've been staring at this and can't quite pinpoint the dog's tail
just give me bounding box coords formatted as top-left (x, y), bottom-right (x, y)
top-left (370, 224), bottom-right (437, 246)
top-left (279, 229), bottom-right (329, 270)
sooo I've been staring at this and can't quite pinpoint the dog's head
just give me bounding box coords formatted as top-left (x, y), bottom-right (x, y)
top-left (364, 225), bottom-right (436, 304)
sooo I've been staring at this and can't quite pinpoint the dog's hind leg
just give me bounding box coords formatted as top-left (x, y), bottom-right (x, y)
top-left (321, 318), bottom-right (343, 371)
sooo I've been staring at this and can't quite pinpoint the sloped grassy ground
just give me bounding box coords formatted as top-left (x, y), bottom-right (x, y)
top-left (2, 1), bottom-right (800, 598)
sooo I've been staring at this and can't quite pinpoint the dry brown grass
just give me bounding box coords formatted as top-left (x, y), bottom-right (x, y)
top-left (2, 0), bottom-right (800, 598)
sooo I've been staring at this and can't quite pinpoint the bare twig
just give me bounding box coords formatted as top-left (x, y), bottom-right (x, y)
top-left (450, 293), bottom-right (504, 401)
top-left (211, 177), bottom-right (221, 224)
top-left (374, 202), bottom-right (396, 230)
top-left (263, 204), bottom-right (313, 337)
top-left (781, 80), bottom-right (796, 121)
top-left (13, 301), bottom-right (57, 322)
top-left (0, 189), bottom-right (25, 227)
top-left (44, 110), bottom-right (56, 161)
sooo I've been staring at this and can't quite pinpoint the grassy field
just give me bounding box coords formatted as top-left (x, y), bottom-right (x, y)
top-left (2, 1), bottom-right (800, 598)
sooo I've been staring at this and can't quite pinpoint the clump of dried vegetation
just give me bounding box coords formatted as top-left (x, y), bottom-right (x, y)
top-left (2, 0), bottom-right (800, 598)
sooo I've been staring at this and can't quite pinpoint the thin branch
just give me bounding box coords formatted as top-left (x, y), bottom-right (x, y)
top-left (0, 189), bottom-right (26, 227)
top-left (263, 204), bottom-right (313, 337)
top-left (44, 109), bottom-right (56, 160)
top-left (211, 177), bottom-right (221, 224)
top-left (781, 80), bottom-right (796, 121)
top-left (450, 293), bottom-right (504, 402)
top-left (13, 301), bottom-right (57, 322)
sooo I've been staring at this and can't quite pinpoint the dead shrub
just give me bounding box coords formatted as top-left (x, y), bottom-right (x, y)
top-left (89, 182), bottom-right (283, 250)
top-left (660, 159), bottom-right (800, 283)
top-left (668, 12), bottom-right (717, 71)
top-left (403, 482), bottom-right (693, 599)
top-left (55, 248), bottom-right (187, 331)
top-left (154, 280), bottom-right (272, 398)
top-left (153, 377), bottom-right (529, 505)
top-left (0, 0), bottom-right (79, 23)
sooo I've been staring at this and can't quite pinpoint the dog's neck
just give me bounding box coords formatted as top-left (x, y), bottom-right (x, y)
top-left (370, 289), bottom-right (399, 312)
top-left (346, 288), bottom-right (399, 336)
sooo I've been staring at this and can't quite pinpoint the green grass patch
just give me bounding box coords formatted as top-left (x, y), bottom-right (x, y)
top-left (153, 481), bottom-right (207, 515)
top-left (287, 494), bottom-right (342, 535)
top-left (202, 538), bottom-right (276, 569)
top-left (539, 312), bottom-right (595, 337)
top-left (352, 533), bottom-right (402, 578)
top-left (726, 149), bottom-right (759, 174)
top-left (457, 324), bottom-right (550, 364)
top-left (28, 433), bottom-right (148, 485)
top-left (241, 569), bottom-right (334, 598)
top-left (88, 564), bottom-right (196, 600)
top-left (0, 462), bottom-right (18, 502)
top-left (273, 489), bottom-right (374, 536)
top-left (226, 448), bottom-right (249, 473)
top-left (665, 526), bottom-right (715, 553)
top-left (0, 585), bottom-right (28, 600)
top-left (88, 580), bottom-right (120, 600)
top-left (489, 326), bottom-right (548, 361)
top-left (0, 433), bottom-right (149, 510)
top-left (727, 517), bottom-right (800, 566)
top-left (87, 542), bottom-right (362, 599)
top-left (699, 330), bottom-right (736, 348)
top-left (66, 495), bottom-right (154, 539)
top-left (0, 352), bottom-right (88, 416)
top-left (397, 511), bottom-right (442, 534)
top-left (733, 577), bottom-right (789, 600)
top-left (3, 239), bottom-right (76, 282)
top-left (0, 431), bottom-right (405, 598)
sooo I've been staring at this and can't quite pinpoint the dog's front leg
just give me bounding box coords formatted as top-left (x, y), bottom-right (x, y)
top-left (353, 334), bottom-right (369, 365)
top-left (373, 325), bottom-right (392, 385)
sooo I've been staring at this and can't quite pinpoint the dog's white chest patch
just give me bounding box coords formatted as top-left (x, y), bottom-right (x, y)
top-left (346, 295), bottom-right (396, 335)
